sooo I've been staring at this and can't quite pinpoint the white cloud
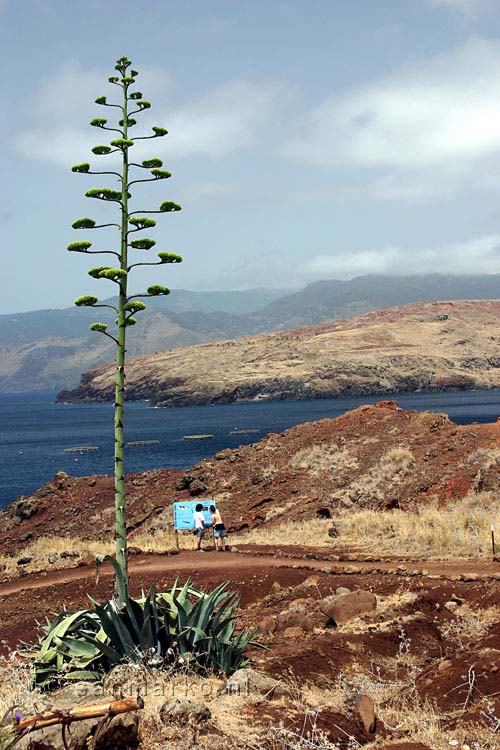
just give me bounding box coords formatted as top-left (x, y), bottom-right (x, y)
top-left (12, 60), bottom-right (289, 167)
top-left (297, 235), bottom-right (500, 282)
top-left (163, 80), bottom-right (286, 159)
top-left (196, 234), bottom-right (500, 290)
top-left (284, 38), bottom-right (500, 198)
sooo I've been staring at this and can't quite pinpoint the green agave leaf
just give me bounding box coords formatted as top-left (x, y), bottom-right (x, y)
top-left (63, 669), bottom-right (101, 681)
top-left (57, 636), bottom-right (100, 659)
top-left (80, 633), bottom-right (122, 665)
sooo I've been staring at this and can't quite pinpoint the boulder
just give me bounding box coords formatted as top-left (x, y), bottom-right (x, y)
top-left (259, 616), bottom-right (277, 634)
top-left (94, 711), bottom-right (140, 749)
top-left (354, 693), bottom-right (376, 734)
top-left (159, 699), bottom-right (211, 727)
top-left (319, 590), bottom-right (377, 625)
top-left (335, 587), bottom-right (351, 595)
top-left (102, 664), bottom-right (146, 699)
top-left (225, 668), bottom-right (287, 698)
top-left (276, 605), bottom-right (314, 633)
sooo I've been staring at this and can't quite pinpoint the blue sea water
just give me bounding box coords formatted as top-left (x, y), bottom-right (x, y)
top-left (1, 388), bottom-right (500, 508)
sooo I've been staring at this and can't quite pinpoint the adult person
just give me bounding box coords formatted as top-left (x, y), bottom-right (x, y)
top-left (193, 503), bottom-right (206, 551)
top-left (210, 504), bottom-right (227, 551)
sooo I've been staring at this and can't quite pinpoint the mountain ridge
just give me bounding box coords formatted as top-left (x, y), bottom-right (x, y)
top-left (4, 274), bottom-right (500, 392)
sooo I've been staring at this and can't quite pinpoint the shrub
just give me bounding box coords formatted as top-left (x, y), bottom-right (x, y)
top-left (28, 560), bottom-right (258, 690)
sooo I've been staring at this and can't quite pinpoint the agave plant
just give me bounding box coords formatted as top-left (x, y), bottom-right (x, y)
top-left (29, 561), bottom-right (258, 689)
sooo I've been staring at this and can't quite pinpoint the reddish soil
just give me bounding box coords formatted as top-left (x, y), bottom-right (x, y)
top-left (1, 402), bottom-right (500, 748)
top-left (0, 548), bottom-right (498, 748)
top-left (2, 401), bottom-right (500, 554)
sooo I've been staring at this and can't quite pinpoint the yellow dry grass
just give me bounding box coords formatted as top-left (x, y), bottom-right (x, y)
top-left (0, 536), bottom-right (114, 578)
top-left (233, 491), bottom-right (499, 558)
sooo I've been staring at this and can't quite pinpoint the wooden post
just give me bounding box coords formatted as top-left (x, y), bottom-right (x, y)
top-left (13, 696), bottom-right (143, 734)
top-left (175, 529), bottom-right (179, 550)
top-left (492, 525), bottom-right (496, 557)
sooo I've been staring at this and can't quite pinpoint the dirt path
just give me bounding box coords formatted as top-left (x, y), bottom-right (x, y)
top-left (1, 548), bottom-right (499, 599)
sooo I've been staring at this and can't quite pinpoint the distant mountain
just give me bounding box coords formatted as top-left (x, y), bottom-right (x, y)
top-left (0, 288), bottom-right (289, 392)
top-left (3, 274), bottom-right (500, 393)
top-left (259, 274), bottom-right (500, 327)
top-left (58, 299), bottom-right (500, 406)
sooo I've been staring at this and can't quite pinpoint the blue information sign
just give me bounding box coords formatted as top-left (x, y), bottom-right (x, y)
top-left (173, 499), bottom-right (215, 530)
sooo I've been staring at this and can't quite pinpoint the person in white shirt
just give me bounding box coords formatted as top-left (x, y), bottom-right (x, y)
top-left (193, 503), bottom-right (206, 551)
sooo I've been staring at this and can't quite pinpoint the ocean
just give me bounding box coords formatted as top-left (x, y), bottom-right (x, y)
top-left (1, 388), bottom-right (500, 509)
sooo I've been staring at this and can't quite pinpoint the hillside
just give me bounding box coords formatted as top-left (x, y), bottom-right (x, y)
top-left (59, 299), bottom-right (500, 406)
top-left (5, 274), bottom-right (500, 392)
top-left (0, 288), bottom-right (285, 392)
top-left (2, 400), bottom-right (500, 550)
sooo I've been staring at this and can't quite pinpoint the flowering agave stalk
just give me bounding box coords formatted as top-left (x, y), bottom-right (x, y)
top-left (69, 56), bottom-right (182, 604)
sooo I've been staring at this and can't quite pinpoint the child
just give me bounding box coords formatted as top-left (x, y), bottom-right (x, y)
top-left (193, 503), bottom-right (206, 551)
top-left (210, 504), bottom-right (227, 551)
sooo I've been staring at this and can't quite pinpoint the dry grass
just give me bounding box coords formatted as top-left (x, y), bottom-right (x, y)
top-left (0, 649), bottom-right (42, 748)
top-left (332, 446), bottom-right (415, 508)
top-left (234, 491), bottom-right (499, 558)
top-left (289, 444), bottom-right (358, 476)
top-left (132, 528), bottom-right (195, 552)
top-left (0, 536), bottom-right (114, 578)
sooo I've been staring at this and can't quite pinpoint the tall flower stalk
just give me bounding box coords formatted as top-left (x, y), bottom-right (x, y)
top-left (69, 56), bottom-right (182, 603)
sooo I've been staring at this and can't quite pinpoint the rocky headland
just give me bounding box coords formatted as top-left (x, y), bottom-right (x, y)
top-left (58, 300), bottom-right (500, 406)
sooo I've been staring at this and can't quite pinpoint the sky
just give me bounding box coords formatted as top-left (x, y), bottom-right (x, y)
top-left (3, 0), bottom-right (500, 313)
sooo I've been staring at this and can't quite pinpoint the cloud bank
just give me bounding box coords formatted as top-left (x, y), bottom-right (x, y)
top-left (284, 38), bottom-right (500, 199)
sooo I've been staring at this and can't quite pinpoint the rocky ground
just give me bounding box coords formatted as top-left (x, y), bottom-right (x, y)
top-left (0, 401), bottom-right (499, 748)
top-left (0, 550), bottom-right (499, 749)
